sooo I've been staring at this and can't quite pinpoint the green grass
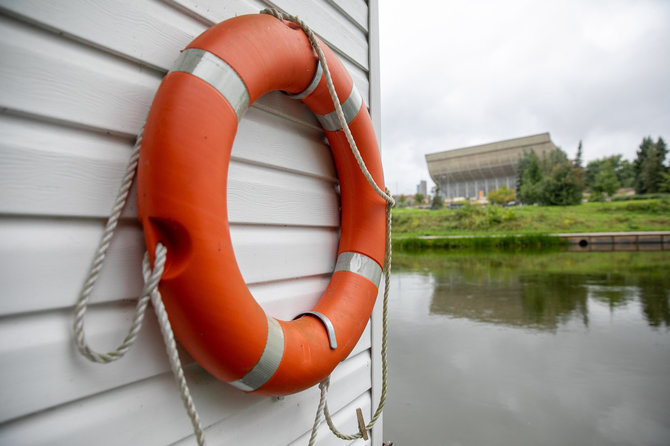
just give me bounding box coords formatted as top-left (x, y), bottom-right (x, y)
top-left (392, 199), bottom-right (670, 238)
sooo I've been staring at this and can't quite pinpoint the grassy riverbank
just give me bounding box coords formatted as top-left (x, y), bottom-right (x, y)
top-left (393, 199), bottom-right (670, 236)
top-left (391, 199), bottom-right (670, 250)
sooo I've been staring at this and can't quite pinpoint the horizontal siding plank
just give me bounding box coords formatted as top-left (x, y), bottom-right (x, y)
top-left (232, 109), bottom-right (336, 180)
top-left (0, 144), bottom-right (340, 223)
top-left (230, 225), bottom-right (339, 284)
top-left (228, 165), bottom-right (339, 227)
top-left (0, 220), bottom-right (145, 316)
top-left (0, 108), bottom-right (332, 181)
top-left (0, 0), bottom-right (208, 72)
top-left (165, 0), bottom-right (267, 26)
top-left (326, 0), bottom-right (368, 32)
top-left (0, 219), bottom-right (341, 316)
top-left (0, 342), bottom-right (370, 445)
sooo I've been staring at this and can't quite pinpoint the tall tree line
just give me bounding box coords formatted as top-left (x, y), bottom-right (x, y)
top-left (516, 136), bottom-right (668, 205)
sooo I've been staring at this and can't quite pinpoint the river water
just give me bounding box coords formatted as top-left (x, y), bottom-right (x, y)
top-left (383, 249), bottom-right (670, 446)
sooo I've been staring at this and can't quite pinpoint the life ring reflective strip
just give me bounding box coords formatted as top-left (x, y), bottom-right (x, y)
top-left (137, 14), bottom-right (386, 396)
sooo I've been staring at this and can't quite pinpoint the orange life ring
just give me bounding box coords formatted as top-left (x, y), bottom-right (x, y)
top-left (137, 13), bottom-right (386, 396)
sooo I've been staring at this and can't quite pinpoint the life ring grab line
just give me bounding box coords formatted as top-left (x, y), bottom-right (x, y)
top-left (137, 13), bottom-right (386, 397)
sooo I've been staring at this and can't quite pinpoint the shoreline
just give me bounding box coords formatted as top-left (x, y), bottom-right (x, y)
top-left (392, 231), bottom-right (670, 251)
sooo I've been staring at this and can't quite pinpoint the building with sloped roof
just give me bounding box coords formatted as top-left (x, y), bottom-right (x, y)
top-left (426, 132), bottom-right (557, 201)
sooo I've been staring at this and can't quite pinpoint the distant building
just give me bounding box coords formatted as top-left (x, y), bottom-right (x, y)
top-left (426, 133), bottom-right (557, 200)
top-left (416, 180), bottom-right (427, 196)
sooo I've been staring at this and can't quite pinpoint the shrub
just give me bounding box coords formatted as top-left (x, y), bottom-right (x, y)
top-left (487, 185), bottom-right (516, 205)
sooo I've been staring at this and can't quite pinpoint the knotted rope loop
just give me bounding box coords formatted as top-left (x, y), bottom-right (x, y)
top-left (73, 245), bottom-right (166, 363)
top-left (73, 128), bottom-right (146, 363)
top-left (72, 128), bottom-right (207, 445)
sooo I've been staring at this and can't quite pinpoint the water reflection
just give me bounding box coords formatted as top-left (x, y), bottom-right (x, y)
top-left (394, 251), bottom-right (670, 330)
top-left (385, 250), bottom-right (670, 446)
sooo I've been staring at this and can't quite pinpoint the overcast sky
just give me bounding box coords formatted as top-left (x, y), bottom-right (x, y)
top-left (378, 0), bottom-right (670, 195)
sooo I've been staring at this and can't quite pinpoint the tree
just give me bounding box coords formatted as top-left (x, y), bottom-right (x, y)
top-left (585, 155), bottom-right (635, 192)
top-left (516, 151), bottom-right (531, 197)
top-left (414, 192), bottom-right (425, 206)
top-left (487, 185), bottom-right (516, 205)
top-left (539, 162), bottom-right (584, 205)
top-left (660, 171), bottom-right (670, 193)
top-left (635, 137), bottom-right (668, 194)
top-left (585, 159), bottom-right (603, 190)
top-left (518, 150), bottom-right (543, 204)
top-left (615, 158), bottom-right (635, 188)
top-left (430, 186), bottom-right (443, 209)
top-left (586, 155), bottom-right (629, 191)
top-left (592, 160), bottom-right (620, 197)
top-left (531, 148), bottom-right (585, 206)
top-left (575, 140), bottom-right (583, 168)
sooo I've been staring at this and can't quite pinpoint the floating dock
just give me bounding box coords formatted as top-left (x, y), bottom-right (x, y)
top-left (557, 231), bottom-right (670, 247)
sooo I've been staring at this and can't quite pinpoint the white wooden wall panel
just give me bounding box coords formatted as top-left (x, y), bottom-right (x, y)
top-left (0, 0), bottom-right (379, 444)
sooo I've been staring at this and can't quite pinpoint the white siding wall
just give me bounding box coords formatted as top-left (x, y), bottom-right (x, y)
top-left (0, 0), bottom-right (382, 444)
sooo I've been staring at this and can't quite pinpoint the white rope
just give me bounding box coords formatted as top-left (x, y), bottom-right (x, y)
top-left (73, 128), bottom-right (146, 363)
top-left (145, 243), bottom-right (207, 446)
top-left (260, 8), bottom-right (394, 444)
top-left (72, 130), bottom-right (207, 445)
top-left (307, 379), bottom-right (330, 446)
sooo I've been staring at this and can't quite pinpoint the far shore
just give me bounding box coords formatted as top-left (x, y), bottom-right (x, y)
top-left (391, 199), bottom-right (670, 251)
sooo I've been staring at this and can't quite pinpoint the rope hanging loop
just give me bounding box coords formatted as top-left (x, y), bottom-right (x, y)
top-left (259, 7), bottom-right (394, 443)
